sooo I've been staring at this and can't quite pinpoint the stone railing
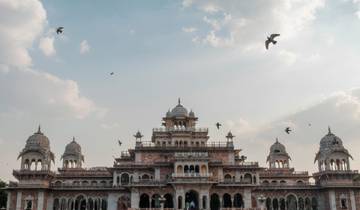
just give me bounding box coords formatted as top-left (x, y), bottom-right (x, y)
top-left (171, 172), bottom-right (213, 178)
top-left (152, 127), bottom-right (208, 132)
top-left (136, 141), bottom-right (233, 148)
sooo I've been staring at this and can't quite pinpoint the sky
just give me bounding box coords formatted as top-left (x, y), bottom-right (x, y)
top-left (1, 0), bottom-right (360, 181)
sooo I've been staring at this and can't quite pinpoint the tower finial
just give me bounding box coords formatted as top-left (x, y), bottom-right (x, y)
top-left (72, 136), bottom-right (75, 142)
top-left (276, 137), bottom-right (279, 143)
top-left (178, 98), bottom-right (181, 105)
top-left (36, 125), bottom-right (42, 134)
top-left (328, 126), bottom-right (332, 134)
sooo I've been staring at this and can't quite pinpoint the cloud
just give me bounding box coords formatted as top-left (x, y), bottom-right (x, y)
top-left (80, 40), bottom-right (90, 54)
top-left (0, 69), bottom-right (100, 119)
top-left (230, 88), bottom-right (360, 172)
top-left (39, 36), bottom-right (56, 56)
top-left (182, 0), bottom-right (193, 8)
top-left (0, 0), bottom-right (47, 68)
top-left (182, 27), bottom-right (197, 33)
top-left (101, 122), bottom-right (120, 129)
top-left (182, 0), bottom-right (325, 49)
top-left (0, 0), bottom-right (103, 120)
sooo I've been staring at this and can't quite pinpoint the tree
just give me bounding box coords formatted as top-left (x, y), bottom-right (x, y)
top-left (0, 179), bottom-right (7, 208)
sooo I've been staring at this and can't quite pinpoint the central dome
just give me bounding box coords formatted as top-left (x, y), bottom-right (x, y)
top-left (169, 99), bottom-right (188, 117)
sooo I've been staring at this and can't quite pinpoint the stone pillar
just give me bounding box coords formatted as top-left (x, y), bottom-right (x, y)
top-left (6, 192), bottom-right (10, 210)
top-left (113, 173), bottom-right (117, 186)
top-left (155, 168), bottom-right (161, 181)
top-left (37, 191), bottom-right (44, 210)
top-left (218, 168), bottom-right (223, 182)
top-left (107, 193), bottom-right (119, 210)
top-left (15, 192), bottom-right (21, 210)
top-left (46, 193), bottom-right (53, 210)
top-left (235, 171), bottom-right (240, 182)
top-left (133, 172), bottom-right (139, 182)
top-left (350, 190), bottom-right (356, 210)
top-left (329, 190), bottom-right (336, 210)
top-left (243, 189), bottom-right (251, 208)
top-left (131, 190), bottom-right (140, 209)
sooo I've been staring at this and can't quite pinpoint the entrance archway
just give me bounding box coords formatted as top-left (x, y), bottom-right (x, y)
top-left (185, 190), bottom-right (199, 210)
top-left (210, 194), bottom-right (220, 210)
top-left (164, 194), bottom-right (174, 208)
top-left (117, 196), bottom-right (130, 210)
top-left (139, 194), bottom-right (150, 208)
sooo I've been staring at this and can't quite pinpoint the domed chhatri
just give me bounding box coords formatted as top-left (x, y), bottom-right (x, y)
top-left (61, 137), bottom-right (84, 169)
top-left (18, 126), bottom-right (55, 171)
top-left (315, 127), bottom-right (353, 171)
top-left (267, 138), bottom-right (291, 169)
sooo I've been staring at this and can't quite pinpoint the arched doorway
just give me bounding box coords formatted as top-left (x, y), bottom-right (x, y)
top-left (223, 193), bottom-right (232, 208)
top-left (164, 194), bottom-right (174, 208)
top-left (151, 194), bottom-right (161, 208)
top-left (185, 190), bottom-right (199, 210)
top-left (233, 193), bottom-right (244, 208)
top-left (210, 194), bottom-right (220, 210)
top-left (286, 195), bottom-right (297, 210)
top-left (139, 194), bottom-right (150, 208)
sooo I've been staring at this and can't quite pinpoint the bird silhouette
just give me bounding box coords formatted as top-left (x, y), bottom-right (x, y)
top-left (118, 140), bottom-right (122, 146)
top-left (215, 122), bottom-right (222, 129)
top-left (56, 27), bottom-right (64, 34)
top-left (308, 123), bottom-right (312, 127)
top-left (265, 34), bottom-right (280, 50)
top-left (285, 127), bottom-right (292, 134)
top-left (110, 72), bottom-right (114, 75)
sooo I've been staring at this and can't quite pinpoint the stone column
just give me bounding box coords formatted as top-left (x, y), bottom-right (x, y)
top-left (107, 193), bottom-right (119, 210)
top-left (235, 171), bottom-right (240, 182)
top-left (243, 189), bottom-right (251, 208)
top-left (328, 190), bottom-right (336, 210)
top-left (6, 192), bottom-right (11, 210)
top-left (155, 168), bottom-right (161, 181)
top-left (218, 168), bottom-right (223, 182)
top-left (15, 192), bottom-right (22, 210)
top-left (113, 172), bottom-right (117, 186)
top-left (37, 191), bottom-right (44, 210)
top-left (46, 193), bottom-right (53, 210)
top-left (131, 190), bottom-right (140, 209)
top-left (350, 190), bottom-right (356, 210)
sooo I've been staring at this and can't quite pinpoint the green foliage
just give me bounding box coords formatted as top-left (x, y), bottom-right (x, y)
top-left (0, 179), bottom-right (7, 208)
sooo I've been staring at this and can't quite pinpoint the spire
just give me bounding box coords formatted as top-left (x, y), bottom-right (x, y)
top-left (328, 126), bottom-right (332, 134)
top-left (276, 137), bottom-right (279, 143)
top-left (178, 98), bottom-right (181, 105)
top-left (72, 136), bottom-right (76, 142)
top-left (36, 125), bottom-right (43, 134)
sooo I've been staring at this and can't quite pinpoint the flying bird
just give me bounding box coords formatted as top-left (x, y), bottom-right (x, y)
top-left (265, 34), bottom-right (280, 50)
top-left (308, 123), bottom-right (312, 127)
top-left (215, 122), bottom-right (222, 130)
top-left (110, 72), bottom-right (114, 76)
top-left (118, 140), bottom-right (122, 146)
top-left (56, 27), bottom-right (64, 34)
top-left (285, 127), bottom-right (292, 134)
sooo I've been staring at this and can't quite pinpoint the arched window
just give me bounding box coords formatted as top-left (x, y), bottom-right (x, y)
top-left (262, 180), bottom-right (269, 185)
top-left (311, 197), bottom-right (318, 210)
top-left (141, 174), bottom-right (150, 180)
top-left (298, 197), bottom-right (304, 210)
top-left (223, 193), bottom-right (232, 208)
top-left (151, 194), bottom-right (161, 208)
top-left (286, 195), bottom-right (297, 210)
top-left (184, 165), bottom-right (189, 173)
top-left (201, 165), bottom-right (207, 174)
top-left (210, 194), bottom-right (220, 210)
top-left (272, 198), bottom-right (279, 210)
top-left (243, 173), bottom-right (252, 184)
top-left (195, 165), bottom-right (200, 173)
top-left (189, 165), bottom-right (195, 173)
top-left (139, 194), bottom-right (150, 208)
top-left (224, 174), bottom-right (232, 182)
top-left (233, 193), bottom-right (244, 208)
top-left (266, 198), bottom-right (271, 210)
top-left (177, 165), bottom-right (183, 174)
top-left (164, 194), bottom-right (173, 208)
top-left (120, 173), bottom-right (130, 185)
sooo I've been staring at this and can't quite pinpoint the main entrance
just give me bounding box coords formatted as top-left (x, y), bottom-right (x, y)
top-left (185, 190), bottom-right (199, 210)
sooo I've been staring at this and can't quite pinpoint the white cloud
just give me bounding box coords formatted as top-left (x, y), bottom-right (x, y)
top-left (39, 36), bottom-right (56, 56)
top-left (182, 0), bottom-right (193, 8)
top-left (80, 40), bottom-right (90, 54)
top-left (101, 122), bottom-right (120, 129)
top-left (229, 88), bottom-right (360, 172)
top-left (182, 27), bottom-right (197, 33)
top-left (0, 0), bottom-right (47, 68)
top-left (0, 0), bottom-right (103, 120)
top-left (182, 0), bottom-right (325, 49)
top-left (278, 50), bottom-right (297, 65)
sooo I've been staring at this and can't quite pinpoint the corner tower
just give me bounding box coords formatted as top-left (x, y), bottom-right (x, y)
top-left (267, 138), bottom-right (291, 169)
top-left (61, 137), bottom-right (84, 169)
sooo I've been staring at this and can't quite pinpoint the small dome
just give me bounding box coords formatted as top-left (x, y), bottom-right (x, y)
top-left (270, 139), bottom-right (287, 154)
top-left (166, 109), bottom-right (171, 117)
top-left (63, 137), bottom-right (82, 156)
top-left (18, 126), bottom-right (54, 161)
top-left (62, 137), bottom-right (84, 162)
top-left (315, 127), bottom-right (352, 162)
top-left (24, 126), bottom-right (50, 151)
top-left (319, 127), bottom-right (343, 151)
top-left (169, 99), bottom-right (188, 117)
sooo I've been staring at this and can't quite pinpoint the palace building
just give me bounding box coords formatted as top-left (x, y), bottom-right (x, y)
top-left (5, 100), bottom-right (360, 210)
